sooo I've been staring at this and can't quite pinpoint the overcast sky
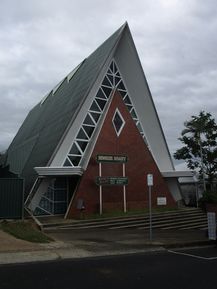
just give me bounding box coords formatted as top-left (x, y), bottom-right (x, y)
top-left (0, 0), bottom-right (217, 167)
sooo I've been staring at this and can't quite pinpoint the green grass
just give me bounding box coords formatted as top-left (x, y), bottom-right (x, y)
top-left (82, 207), bottom-right (178, 220)
top-left (0, 221), bottom-right (52, 243)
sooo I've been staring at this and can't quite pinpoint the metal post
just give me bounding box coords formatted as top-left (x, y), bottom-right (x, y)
top-left (149, 185), bottom-right (152, 241)
top-left (198, 134), bottom-right (206, 192)
top-left (99, 162), bottom-right (102, 215)
top-left (123, 163), bottom-right (127, 213)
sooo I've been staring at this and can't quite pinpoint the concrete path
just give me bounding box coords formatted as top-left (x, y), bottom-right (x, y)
top-left (0, 227), bottom-right (214, 265)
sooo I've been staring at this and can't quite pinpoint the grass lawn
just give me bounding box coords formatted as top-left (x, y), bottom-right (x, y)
top-left (0, 220), bottom-right (52, 243)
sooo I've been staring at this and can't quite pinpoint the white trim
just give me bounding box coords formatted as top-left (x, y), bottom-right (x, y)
top-left (34, 167), bottom-right (84, 176)
top-left (161, 171), bottom-right (194, 178)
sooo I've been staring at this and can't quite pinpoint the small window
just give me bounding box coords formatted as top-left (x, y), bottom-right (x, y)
top-left (112, 109), bottom-right (125, 137)
top-left (69, 143), bottom-right (82, 155)
top-left (117, 81), bottom-right (125, 91)
top-left (90, 101), bottom-right (101, 112)
top-left (68, 155), bottom-right (81, 166)
top-left (90, 112), bottom-right (101, 123)
top-left (102, 76), bottom-right (112, 87)
top-left (95, 98), bottom-right (107, 111)
top-left (83, 125), bottom-right (95, 138)
top-left (77, 128), bottom-right (88, 140)
top-left (96, 88), bottom-right (107, 99)
top-left (124, 95), bottom-right (132, 105)
top-left (63, 158), bottom-right (73, 167)
top-left (77, 141), bottom-right (88, 152)
top-left (114, 76), bottom-right (121, 86)
top-left (83, 114), bottom-right (95, 126)
top-left (102, 86), bottom-right (112, 98)
top-left (131, 108), bottom-right (137, 119)
top-left (107, 74), bottom-right (113, 85)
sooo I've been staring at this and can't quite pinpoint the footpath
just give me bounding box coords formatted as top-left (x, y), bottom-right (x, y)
top-left (0, 227), bottom-right (214, 265)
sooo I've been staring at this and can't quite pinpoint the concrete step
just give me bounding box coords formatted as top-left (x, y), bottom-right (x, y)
top-left (43, 208), bottom-right (207, 231)
top-left (41, 208), bottom-right (201, 228)
top-left (109, 215), bottom-right (207, 230)
top-left (43, 208), bottom-right (205, 230)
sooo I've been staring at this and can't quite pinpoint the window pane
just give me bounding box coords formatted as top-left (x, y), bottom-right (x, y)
top-left (117, 81), bottom-right (125, 91)
top-left (90, 100), bottom-right (101, 112)
top-left (63, 158), bottom-right (72, 167)
top-left (102, 76), bottom-right (112, 87)
top-left (131, 108), bottom-right (137, 119)
top-left (83, 114), bottom-right (95, 126)
top-left (69, 143), bottom-right (82, 155)
top-left (124, 95), bottom-right (132, 105)
top-left (68, 155), bottom-right (81, 166)
top-left (83, 125), bottom-right (95, 137)
top-left (102, 86), bottom-right (112, 98)
top-left (90, 112), bottom-right (101, 123)
top-left (95, 98), bottom-right (107, 110)
top-left (96, 88), bottom-right (107, 99)
top-left (114, 76), bottom-right (121, 86)
top-left (77, 141), bottom-right (88, 152)
top-left (77, 128), bottom-right (88, 140)
top-left (107, 74), bottom-right (113, 85)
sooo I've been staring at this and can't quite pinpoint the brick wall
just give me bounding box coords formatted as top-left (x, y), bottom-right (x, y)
top-left (66, 91), bottom-right (176, 218)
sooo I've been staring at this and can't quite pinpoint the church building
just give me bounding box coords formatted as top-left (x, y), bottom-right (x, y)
top-left (4, 23), bottom-right (192, 218)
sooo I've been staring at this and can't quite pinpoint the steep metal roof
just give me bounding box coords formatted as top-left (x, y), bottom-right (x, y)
top-left (6, 23), bottom-right (126, 194)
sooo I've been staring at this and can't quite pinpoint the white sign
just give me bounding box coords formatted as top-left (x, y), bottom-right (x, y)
top-left (207, 212), bottom-right (216, 240)
top-left (157, 197), bottom-right (167, 206)
top-left (147, 174), bottom-right (153, 186)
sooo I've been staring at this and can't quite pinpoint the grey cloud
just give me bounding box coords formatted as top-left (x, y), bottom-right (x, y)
top-left (0, 0), bottom-right (217, 162)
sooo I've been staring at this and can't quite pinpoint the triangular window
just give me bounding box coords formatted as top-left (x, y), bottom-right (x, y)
top-left (63, 158), bottom-right (73, 167)
top-left (63, 60), bottom-right (145, 167)
top-left (96, 88), bottom-right (107, 99)
top-left (107, 74), bottom-right (114, 86)
top-left (83, 125), bottom-right (95, 138)
top-left (77, 128), bottom-right (88, 140)
top-left (90, 101), bottom-right (101, 112)
top-left (112, 109), bottom-right (125, 137)
top-left (68, 155), bottom-right (81, 166)
top-left (102, 76), bottom-right (112, 87)
top-left (101, 86), bottom-right (112, 98)
top-left (83, 114), bottom-right (95, 126)
top-left (69, 143), bottom-right (82, 155)
top-left (77, 141), bottom-right (88, 152)
top-left (117, 80), bottom-right (126, 91)
top-left (90, 112), bottom-right (101, 123)
top-left (95, 98), bottom-right (107, 111)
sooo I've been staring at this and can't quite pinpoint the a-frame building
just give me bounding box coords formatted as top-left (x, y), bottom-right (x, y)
top-left (5, 23), bottom-right (190, 217)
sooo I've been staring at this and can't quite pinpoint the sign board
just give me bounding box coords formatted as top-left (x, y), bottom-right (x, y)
top-left (147, 174), bottom-right (153, 186)
top-left (96, 176), bottom-right (128, 186)
top-left (96, 154), bottom-right (128, 163)
top-left (157, 197), bottom-right (167, 206)
top-left (207, 212), bottom-right (216, 240)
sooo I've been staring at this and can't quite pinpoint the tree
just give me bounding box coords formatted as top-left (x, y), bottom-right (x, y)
top-left (174, 111), bottom-right (217, 192)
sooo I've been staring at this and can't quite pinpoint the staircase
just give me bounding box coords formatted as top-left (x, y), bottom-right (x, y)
top-left (39, 208), bottom-right (208, 231)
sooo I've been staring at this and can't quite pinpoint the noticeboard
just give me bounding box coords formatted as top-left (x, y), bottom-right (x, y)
top-left (96, 176), bottom-right (128, 186)
top-left (96, 154), bottom-right (128, 163)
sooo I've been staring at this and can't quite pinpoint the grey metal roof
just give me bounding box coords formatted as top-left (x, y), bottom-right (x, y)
top-left (6, 24), bottom-right (126, 195)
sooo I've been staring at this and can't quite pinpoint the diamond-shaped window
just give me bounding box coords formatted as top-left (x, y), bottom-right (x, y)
top-left (112, 109), bottom-right (125, 137)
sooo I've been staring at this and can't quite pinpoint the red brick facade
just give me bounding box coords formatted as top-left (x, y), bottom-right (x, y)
top-left (66, 91), bottom-right (176, 218)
